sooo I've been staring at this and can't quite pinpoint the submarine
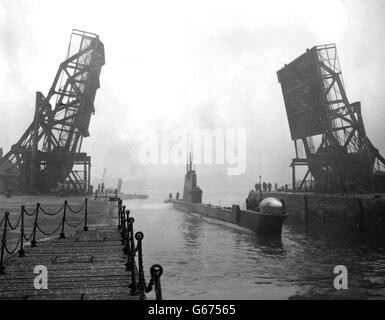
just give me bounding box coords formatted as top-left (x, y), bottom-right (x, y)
top-left (167, 153), bottom-right (289, 237)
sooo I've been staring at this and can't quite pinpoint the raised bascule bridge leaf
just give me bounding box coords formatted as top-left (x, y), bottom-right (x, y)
top-left (277, 44), bottom-right (385, 193)
top-left (0, 29), bottom-right (105, 194)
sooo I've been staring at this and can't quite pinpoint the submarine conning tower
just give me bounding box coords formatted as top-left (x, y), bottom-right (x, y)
top-left (182, 153), bottom-right (203, 204)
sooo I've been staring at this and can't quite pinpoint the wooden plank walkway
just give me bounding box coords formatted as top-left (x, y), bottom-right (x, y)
top-left (0, 226), bottom-right (140, 300)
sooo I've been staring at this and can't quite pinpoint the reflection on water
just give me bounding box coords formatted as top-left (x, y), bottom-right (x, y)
top-left (126, 196), bottom-right (385, 300)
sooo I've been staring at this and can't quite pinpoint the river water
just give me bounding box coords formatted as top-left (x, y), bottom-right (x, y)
top-left (124, 189), bottom-right (385, 300)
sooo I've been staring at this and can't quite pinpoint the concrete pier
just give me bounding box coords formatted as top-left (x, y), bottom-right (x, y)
top-left (267, 192), bottom-right (385, 242)
top-left (0, 197), bottom-right (143, 300)
top-left (0, 226), bottom-right (139, 299)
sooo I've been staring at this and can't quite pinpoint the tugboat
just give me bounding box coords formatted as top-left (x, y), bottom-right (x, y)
top-left (167, 153), bottom-right (289, 237)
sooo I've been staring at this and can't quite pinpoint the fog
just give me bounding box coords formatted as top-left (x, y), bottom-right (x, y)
top-left (0, 0), bottom-right (384, 193)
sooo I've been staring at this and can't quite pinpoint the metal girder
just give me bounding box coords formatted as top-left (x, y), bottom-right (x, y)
top-left (278, 44), bottom-right (385, 193)
top-left (0, 29), bottom-right (104, 194)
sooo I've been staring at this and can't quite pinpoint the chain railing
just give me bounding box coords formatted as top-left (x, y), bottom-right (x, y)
top-left (1, 197), bottom-right (164, 300)
top-left (0, 198), bottom-right (89, 275)
top-left (117, 199), bottom-right (163, 300)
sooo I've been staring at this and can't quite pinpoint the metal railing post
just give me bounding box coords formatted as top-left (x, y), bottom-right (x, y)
top-left (129, 217), bottom-right (136, 258)
top-left (125, 210), bottom-right (131, 243)
top-left (18, 206), bottom-right (25, 257)
top-left (83, 198), bottom-right (88, 231)
top-left (121, 205), bottom-right (126, 244)
top-left (59, 200), bottom-right (67, 239)
top-left (152, 264), bottom-right (163, 300)
top-left (117, 199), bottom-right (122, 231)
top-left (123, 209), bottom-right (131, 254)
top-left (125, 216), bottom-right (134, 265)
top-left (135, 231), bottom-right (146, 295)
top-left (0, 212), bottom-right (9, 274)
top-left (129, 217), bottom-right (137, 294)
top-left (31, 203), bottom-right (40, 247)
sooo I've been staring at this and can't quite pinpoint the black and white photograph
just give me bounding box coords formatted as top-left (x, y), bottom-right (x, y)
top-left (0, 0), bottom-right (384, 310)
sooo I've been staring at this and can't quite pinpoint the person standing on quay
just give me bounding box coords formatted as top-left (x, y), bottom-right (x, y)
top-left (267, 182), bottom-right (272, 192)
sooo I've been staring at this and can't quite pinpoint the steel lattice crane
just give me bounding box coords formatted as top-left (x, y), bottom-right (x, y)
top-left (277, 44), bottom-right (385, 193)
top-left (0, 29), bottom-right (105, 194)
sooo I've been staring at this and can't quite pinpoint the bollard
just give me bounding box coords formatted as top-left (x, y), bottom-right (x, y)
top-left (0, 212), bottom-right (9, 275)
top-left (83, 198), bottom-right (88, 231)
top-left (31, 203), bottom-right (40, 247)
top-left (59, 200), bottom-right (67, 239)
top-left (18, 206), bottom-right (25, 257)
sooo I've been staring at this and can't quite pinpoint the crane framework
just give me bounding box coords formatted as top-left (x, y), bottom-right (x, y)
top-left (277, 44), bottom-right (385, 193)
top-left (0, 29), bottom-right (105, 194)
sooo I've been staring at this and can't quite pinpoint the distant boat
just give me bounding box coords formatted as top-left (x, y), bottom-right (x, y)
top-left (119, 193), bottom-right (149, 200)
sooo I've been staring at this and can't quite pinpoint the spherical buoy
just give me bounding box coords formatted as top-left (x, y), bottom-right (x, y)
top-left (260, 197), bottom-right (285, 214)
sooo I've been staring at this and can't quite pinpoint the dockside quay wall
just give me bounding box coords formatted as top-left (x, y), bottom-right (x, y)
top-left (266, 192), bottom-right (385, 241)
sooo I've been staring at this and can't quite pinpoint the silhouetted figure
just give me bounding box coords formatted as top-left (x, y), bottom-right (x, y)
top-left (101, 182), bottom-right (105, 193)
top-left (262, 182), bottom-right (267, 192)
top-left (176, 192), bottom-right (180, 200)
top-left (267, 182), bottom-right (272, 192)
top-left (274, 182), bottom-right (278, 191)
top-left (169, 192), bottom-right (173, 199)
top-left (246, 190), bottom-right (262, 211)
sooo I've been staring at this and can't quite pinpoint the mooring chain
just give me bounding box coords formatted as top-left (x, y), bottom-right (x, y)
top-left (6, 214), bottom-right (22, 231)
top-left (22, 207), bottom-right (37, 217)
top-left (66, 200), bottom-right (86, 214)
top-left (0, 198), bottom-right (90, 275)
top-left (64, 216), bottom-right (85, 228)
top-left (39, 203), bottom-right (66, 216)
top-left (36, 221), bottom-right (64, 237)
top-left (4, 236), bottom-right (21, 255)
top-left (0, 216), bottom-right (5, 227)
top-left (23, 229), bottom-right (34, 241)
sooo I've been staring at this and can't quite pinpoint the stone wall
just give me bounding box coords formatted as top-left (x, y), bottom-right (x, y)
top-left (266, 192), bottom-right (385, 242)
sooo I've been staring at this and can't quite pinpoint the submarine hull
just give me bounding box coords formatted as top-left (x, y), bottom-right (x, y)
top-left (171, 199), bottom-right (288, 237)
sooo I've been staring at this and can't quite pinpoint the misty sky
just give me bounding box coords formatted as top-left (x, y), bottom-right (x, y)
top-left (0, 0), bottom-right (384, 193)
